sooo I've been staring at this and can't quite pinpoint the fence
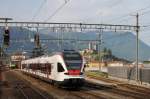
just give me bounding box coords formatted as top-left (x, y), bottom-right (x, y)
top-left (108, 66), bottom-right (150, 83)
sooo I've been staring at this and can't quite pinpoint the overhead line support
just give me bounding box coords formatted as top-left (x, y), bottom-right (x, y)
top-left (0, 22), bottom-right (137, 32)
top-left (136, 13), bottom-right (140, 82)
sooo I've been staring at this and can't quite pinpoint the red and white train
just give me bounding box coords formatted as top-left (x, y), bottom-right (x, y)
top-left (21, 50), bottom-right (85, 88)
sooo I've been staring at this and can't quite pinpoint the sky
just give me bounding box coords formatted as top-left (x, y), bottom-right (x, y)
top-left (0, 0), bottom-right (150, 45)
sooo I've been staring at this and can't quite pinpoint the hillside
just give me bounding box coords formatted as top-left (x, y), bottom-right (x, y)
top-left (0, 27), bottom-right (150, 61)
top-left (40, 29), bottom-right (150, 61)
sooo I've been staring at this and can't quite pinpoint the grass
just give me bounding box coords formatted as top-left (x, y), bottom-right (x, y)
top-left (143, 61), bottom-right (150, 64)
top-left (85, 71), bottom-right (108, 78)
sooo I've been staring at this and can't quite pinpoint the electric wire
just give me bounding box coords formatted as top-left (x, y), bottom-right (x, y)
top-left (31, 0), bottom-right (47, 21)
top-left (44, 0), bottom-right (71, 22)
top-left (140, 9), bottom-right (150, 16)
top-left (108, 0), bottom-right (124, 8)
top-left (107, 4), bottom-right (150, 23)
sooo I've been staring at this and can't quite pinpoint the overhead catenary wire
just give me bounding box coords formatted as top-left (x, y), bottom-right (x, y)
top-left (44, 0), bottom-right (71, 22)
top-left (130, 7), bottom-right (150, 28)
top-left (84, 0), bottom-right (124, 23)
top-left (107, 4), bottom-right (150, 23)
top-left (31, 0), bottom-right (47, 21)
top-left (140, 9), bottom-right (150, 16)
top-left (140, 26), bottom-right (150, 32)
top-left (108, 0), bottom-right (124, 8)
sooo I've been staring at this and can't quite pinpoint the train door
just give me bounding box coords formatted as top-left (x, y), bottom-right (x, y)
top-left (56, 62), bottom-right (65, 81)
top-left (51, 62), bottom-right (64, 80)
top-left (46, 63), bottom-right (51, 78)
top-left (50, 62), bottom-right (56, 80)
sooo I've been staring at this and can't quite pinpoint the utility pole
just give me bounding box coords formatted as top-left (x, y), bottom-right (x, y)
top-left (136, 13), bottom-right (140, 82)
top-left (98, 28), bottom-right (103, 71)
top-left (60, 27), bottom-right (64, 51)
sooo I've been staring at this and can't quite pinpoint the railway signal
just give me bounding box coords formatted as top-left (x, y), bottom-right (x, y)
top-left (3, 27), bottom-right (10, 47)
top-left (0, 18), bottom-right (12, 48)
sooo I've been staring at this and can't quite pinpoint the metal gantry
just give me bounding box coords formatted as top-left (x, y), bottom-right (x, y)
top-left (0, 22), bottom-right (137, 32)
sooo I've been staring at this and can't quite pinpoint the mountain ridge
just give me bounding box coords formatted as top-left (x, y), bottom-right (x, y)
top-left (0, 27), bottom-right (150, 61)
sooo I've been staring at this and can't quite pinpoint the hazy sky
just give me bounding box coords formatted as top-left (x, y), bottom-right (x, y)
top-left (0, 0), bottom-right (150, 45)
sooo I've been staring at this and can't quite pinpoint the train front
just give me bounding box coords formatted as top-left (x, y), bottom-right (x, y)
top-left (60, 51), bottom-right (85, 87)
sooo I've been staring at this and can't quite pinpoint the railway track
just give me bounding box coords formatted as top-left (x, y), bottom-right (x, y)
top-left (14, 70), bottom-right (117, 99)
top-left (87, 75), bottom-right (150, 99)
top-left (87, 75), bottom-right (122, 84)
top-left (13, 81), bottom-right (49, 99)
top-left (2, 69), bottom-right (150, 99)
top-left (120, 84), bottom-right (150, 95)
top-left (81, 87), bottom-right (121, 99)
top-left (70, 90), bottom-right (105, 99)
top-left (2, 70), bottom-right (53, 99)
top-left (17, 70), bottom-right (150, 99)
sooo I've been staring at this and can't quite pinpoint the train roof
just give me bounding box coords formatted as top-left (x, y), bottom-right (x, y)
top-left (22, 56), bottom-right (50, 64)
top-left (21, 50), bottom-right (80, 64)
top-left (49, 50), bottom-right (79, 56)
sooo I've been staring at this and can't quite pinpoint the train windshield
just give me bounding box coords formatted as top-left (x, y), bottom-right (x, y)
top-left (63, 52), bottom-right (82, 70)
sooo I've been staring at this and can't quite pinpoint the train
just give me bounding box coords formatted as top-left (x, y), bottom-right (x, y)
top-left (21, 50), bottom-right (85, 88)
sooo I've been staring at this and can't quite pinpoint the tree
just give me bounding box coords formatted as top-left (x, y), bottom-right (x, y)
top-left (92, 50), bottom-right (98, 54)
top-left (103, 47), bottom-right (107, 54)
top-left (107, 49), bottom-right (112, 56)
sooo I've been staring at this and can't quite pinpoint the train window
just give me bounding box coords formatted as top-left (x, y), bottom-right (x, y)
top-left (40, 64), bottom-right (47, 73)
top-left (63, 52), bottom-right (82, 60)
top-left (63, 52), bottom-right (83, 70)
top-left (29, 64), bottom-right (31, 69)
top-left (37, 64), bottom-right (40, 70)
top-left (57, 63), bottom-right (64, 72)
top-left (66, 62), bottom-right (82, 70)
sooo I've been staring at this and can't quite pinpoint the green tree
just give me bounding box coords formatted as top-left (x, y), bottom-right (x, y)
top-left (107, 49), bottom-right (112, 56)
top-left (103, 47), bottom-right (107, 54)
